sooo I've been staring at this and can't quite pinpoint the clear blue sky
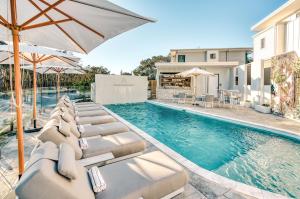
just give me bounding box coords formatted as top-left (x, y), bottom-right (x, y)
top-left (80, 0), bottom-right (287, 74)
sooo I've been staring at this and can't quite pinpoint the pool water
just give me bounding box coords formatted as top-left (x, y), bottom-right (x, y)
top-left (106, 102), bottom-right (300, 198)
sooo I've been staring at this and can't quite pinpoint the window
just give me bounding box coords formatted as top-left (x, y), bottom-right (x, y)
top-left (247, 65), bottom-right (251, 85)
top-left (178, 55), bottom-right (185, 62)
top-left (264, 67), bottom-right (271, 85)
top-left (235, 77), bottom-right (239, 86)
top-left (159, 73), bottom-right (191, 88)
top-left (261, 38), bottom-right (265, 49)
top-left (210, 53), bottom-right (216, 59)
top-left (235, 68), bottom-right (239, 86)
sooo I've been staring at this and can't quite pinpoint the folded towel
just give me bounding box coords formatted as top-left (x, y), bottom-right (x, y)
top-left (88, 167), bottom-right (106, 193)
top-left (79, 138), bottom-right (88, 150)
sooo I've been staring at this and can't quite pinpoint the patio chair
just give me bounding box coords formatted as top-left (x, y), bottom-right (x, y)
top-left (230, 92), bottom-right (242, 107)
top-left (203, 95), bottom-right (214, 108)
top-left (194, 95), bottom-right (205, 106)
top-left (15, 142), bottom-right (188, 199)
top-left (177, 92), bottom-right (186, 104)
top-left (184, 94), bottom-right (194, 104)
top-left (38, 119), bottom-right (145, 166)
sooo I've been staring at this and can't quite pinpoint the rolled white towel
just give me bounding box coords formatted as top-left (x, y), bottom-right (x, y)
top-left (79, 138), bottom-right (88, 150)
top-left (88, 166), bottom-right (107, 193)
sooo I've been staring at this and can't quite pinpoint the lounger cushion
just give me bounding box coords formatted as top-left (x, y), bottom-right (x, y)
top-left (58, 120), bottom-right (71, 137)
top-left (62, 112), bottom-right (74, 123)
top-left (15, 145), bottom-right (94, 199)
top-left (76, 115), bottom-right (116, 125)
top-left (82, 132), bottom-right (145, 158)
top-left (58, 144), bottom-right (77, 180)
top-left (80, 122), bottom-right (129, 138)
top-left (75, 105), bottom-right (104, 112)
top-left (38, 125), bottom-right (83, 160)
top-left (77, 110), bottom-right (108, 117)
top-left (96, 151), bottom-right (188, 199)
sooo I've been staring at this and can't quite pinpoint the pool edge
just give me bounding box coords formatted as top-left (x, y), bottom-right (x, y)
top-left (147, 100), bottom-right (300, 142)
top-left (103, 105), bottom-right (288, 199)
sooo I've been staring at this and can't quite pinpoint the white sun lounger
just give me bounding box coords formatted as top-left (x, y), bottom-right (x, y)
top-left (15, 142), bottom-right (188, 199)
top-left (38, 120), bottom-right (145, 166)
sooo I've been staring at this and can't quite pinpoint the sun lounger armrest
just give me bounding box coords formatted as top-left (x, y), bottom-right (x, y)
top-left (76, 153), bottom-right (114, 168)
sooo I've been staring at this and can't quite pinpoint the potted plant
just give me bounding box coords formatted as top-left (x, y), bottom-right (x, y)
top-left (255, 103), bottom-right (271, 114)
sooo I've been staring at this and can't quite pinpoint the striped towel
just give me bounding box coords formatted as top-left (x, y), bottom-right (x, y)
top-left (79, 138), bottom-right (88, 150)
top-left (88, 167), bottom-right (107, 193)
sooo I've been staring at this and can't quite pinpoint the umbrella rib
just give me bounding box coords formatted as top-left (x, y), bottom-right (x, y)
top-left (69, 0), bottom-right (155, 22)
top-left (22, 19), bottom-right (72, 30)
top-left (0, 54), bottom-right (15, 64)
top-left (0, 15), bottom-right (9, 25)
top-left (38, 0), bottom-right (105, 39)
top-left (21, 0), bottom-right (66, 27)
top-left (54, 56), bottom-right (78, 67)
top-left (38, 55), bottom-right (54, 63)
top-left (26, 0), bottom-right (87, 54)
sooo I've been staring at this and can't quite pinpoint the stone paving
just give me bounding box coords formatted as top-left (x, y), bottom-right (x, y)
top-left (155, 100), bottom-right (300, 137)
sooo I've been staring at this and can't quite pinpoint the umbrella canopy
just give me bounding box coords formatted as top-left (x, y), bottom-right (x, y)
top-left (0, 43), bottom-right (79, 66)
top-left (22, 64), bottom-right (84, 74)
top-left (0, 0), bottom-right (155, 54)
top-left (0, 43), bottom-right (80, 128)
top-left (177, 68), bottom-right (214, 96)
top-left (22, 64), bottom-right (85, 103)
top-left (0, 0), bottom-right (154, 176)
top-left (177, 67), bottom-right (214, 77)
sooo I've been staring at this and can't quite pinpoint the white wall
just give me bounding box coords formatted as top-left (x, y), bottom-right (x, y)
top-left (253, 26), bottom-right (275, 61)
top-left (94, 75), bottom-right (148, 105)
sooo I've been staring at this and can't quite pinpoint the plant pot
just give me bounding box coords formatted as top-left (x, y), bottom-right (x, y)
top-left (255, 105), bottom-right (271, 114)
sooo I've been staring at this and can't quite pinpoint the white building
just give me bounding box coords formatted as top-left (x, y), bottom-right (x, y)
top-left (155, 48), bottom-right (252, 100)
top-left (249, 0), bottom-right (300, 116)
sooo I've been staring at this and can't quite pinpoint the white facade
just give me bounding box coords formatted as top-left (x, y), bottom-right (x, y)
top-left (92, 75), bottom-right (148, 105)
top-left (156, 48), bottom-right (252, 100)
top-left (249, 0), bottom-right (300, 105)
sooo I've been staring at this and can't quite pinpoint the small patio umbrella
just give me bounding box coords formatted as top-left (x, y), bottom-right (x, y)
top-left (0, 43), bottom-right (80, 128)
top-left (22, 63), bottom-right (85, 99)
top-left (177, 67), bottom-right (214, 96)
top-left (0, 0), bottom-right (154, 176)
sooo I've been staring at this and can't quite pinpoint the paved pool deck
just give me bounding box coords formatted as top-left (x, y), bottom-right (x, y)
top-left (1, 101), bottom-right (298, 199)
top-left (153, 100), bottom-right (300, 137)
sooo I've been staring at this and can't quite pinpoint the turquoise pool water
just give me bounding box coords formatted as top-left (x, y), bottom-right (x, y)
top-left (106, 102), bottom-right (300, 198)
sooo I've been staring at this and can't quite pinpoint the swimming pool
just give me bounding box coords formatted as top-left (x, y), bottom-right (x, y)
top-left (106, 102), bottom-right (300, 198)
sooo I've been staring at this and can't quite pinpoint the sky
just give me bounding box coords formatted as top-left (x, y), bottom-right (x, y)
top-left (79, 0), bottom-right (287, 74)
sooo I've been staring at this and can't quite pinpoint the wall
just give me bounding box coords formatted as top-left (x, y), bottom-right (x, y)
top-left (253, 26), bottom-right (275, 61)
top-left (176, 51), bottom-right (206, 62)
top-left (93, 75), bottom-right (148, 105)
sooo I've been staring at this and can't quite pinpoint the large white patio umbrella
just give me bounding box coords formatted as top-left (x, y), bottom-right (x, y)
top-left (0, 43), bottom-right (80, 128)
top-left (0, 0), bottom-right (154, 176)
top-left (177, 67), bottom-right (214, 96)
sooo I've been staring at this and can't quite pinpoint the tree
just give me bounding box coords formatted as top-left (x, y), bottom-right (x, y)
top-left (133, 55), bottom-right (170, 80)
top-left (72, 65), bottom-right (110, 90)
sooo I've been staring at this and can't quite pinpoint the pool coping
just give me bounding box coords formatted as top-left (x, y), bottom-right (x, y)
top-left (148, 100), bottom-right (300, 142)
top-left (103, 105), bottom-right (289, 199)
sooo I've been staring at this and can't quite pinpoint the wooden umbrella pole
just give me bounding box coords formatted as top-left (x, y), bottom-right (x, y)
top-left (57, 72), bottom-right (60, 101)
top-left (32, 54), bottom-right (37, 128)
top-left (10, 0), bottom-right (25, 177)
